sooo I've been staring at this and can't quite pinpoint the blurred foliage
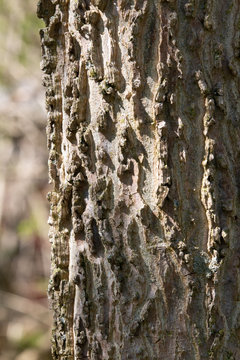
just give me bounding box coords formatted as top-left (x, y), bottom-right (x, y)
top-left (0, 0), bottom-right (44, 86)
top-left (0, 1), bottom-right (51, 359)
top-left (15, 330), bottom-right (44, 352)
top-left (18, 215), bottom-right (38, 238)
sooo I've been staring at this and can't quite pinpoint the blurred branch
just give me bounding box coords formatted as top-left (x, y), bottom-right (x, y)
top-left (0, 290), bottom-right (50, 327)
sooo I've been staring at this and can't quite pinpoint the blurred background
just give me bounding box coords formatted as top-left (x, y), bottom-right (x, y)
top-left (0, 0), bottom-right (52, 359)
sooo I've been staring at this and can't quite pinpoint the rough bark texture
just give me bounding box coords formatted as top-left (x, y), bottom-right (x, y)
top-left (38, 0), bottom-right (240, 359)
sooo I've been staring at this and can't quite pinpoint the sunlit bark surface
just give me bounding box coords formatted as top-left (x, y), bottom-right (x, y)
top-left (38, 1), bottom-right (240, 359)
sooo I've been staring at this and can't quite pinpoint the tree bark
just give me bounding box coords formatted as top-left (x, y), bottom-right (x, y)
top-left (38, 0), bottom-right (240, 359)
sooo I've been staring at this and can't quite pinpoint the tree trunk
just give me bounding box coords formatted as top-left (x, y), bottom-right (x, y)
top-left (38, 0), bottom-right (240, 359)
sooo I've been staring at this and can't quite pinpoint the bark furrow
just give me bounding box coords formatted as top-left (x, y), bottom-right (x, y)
top-left (38, 0), bottom-right (240, 359)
